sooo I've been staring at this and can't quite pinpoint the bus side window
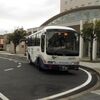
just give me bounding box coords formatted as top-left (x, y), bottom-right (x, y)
top-left (32, 36), bottom-right (35, 46)
top-left (41, 35), bottom-right (45, 52)
top-left (35, 34), bottom-right (40, 46)
top-left (27, 37), bottom-right (33, 46)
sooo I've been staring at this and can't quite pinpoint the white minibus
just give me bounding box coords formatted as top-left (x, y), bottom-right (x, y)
top-left (26, 26), bottom-right (79, 71)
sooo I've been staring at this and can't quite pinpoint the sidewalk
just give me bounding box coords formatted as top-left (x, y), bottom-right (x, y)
top-left (0, 51), bottom-right (26, 57)
top-left (80, 62), bottom-right (100, 74)
top-left (0, 51), bottom-right (27, 61)
top-left (0, 51), bottom-right (100, 100)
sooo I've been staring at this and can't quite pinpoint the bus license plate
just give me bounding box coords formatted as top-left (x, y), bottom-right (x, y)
top-left (61, 66), bottom-right (68, 71)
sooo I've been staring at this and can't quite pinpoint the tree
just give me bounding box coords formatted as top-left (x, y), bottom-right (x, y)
top-left (81, 20), bottom-right (100, 61)
top-left (7, 33), bottom-right (13, 44)
top-left (81, 21), bottom-right (94, 61)
top-left (8, 28), bottom-right (27, 53)
top-left (94, 20), bottom-right (100, 59)
top-left (95, 20), bottom-right (100, 42)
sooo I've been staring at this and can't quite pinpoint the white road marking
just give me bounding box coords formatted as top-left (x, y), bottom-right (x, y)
top-left (38, 68), bottom-right (92, 100)
top-left (18, 63), bottom-right (21, 65)
top-left (0, 56), bottom-right (22, 100)
top-left (17, 63), bottom-right (22, 68)
top-left (0, 93), bottom-right (9, 100)
top-left (8, 59), bottom-right (13, 61)
top-left (0, 57), bottom-right (11, 60)
top-left (91, 90), bottom-right (100, 95)
top-left (14, 60), bottom-right (18, 63)
top-left (4, 68), bottom-right (14, 72)
top-left (0, 56), bottom-right (22, 68)
top-left (0, 57), bottom-right (16, 63)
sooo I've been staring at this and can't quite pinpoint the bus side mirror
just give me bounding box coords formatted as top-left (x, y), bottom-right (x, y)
top-left (41, 35), bottom-right (45, 52)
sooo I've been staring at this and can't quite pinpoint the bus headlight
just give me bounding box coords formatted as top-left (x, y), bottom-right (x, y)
top-left (72, 62), bottom-right (79, 65)
top-left (47, 61), bottom-right (56, 64)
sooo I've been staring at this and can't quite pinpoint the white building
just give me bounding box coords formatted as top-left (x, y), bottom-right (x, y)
top-left (60, 0), bottom-right (100, 12)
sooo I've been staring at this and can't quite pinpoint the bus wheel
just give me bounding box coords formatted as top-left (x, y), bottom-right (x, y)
top-left (36, 58), bottom-right (44, 71)
top-left (28, 55), bottom-right (33, 65)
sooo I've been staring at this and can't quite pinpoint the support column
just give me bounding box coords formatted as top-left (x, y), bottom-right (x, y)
top-left (93, 39), bottom-right (97, 60)
top-left (79, 20), bottom-right (84, 59)
top-left (93, 18), bottom-right (97, 61)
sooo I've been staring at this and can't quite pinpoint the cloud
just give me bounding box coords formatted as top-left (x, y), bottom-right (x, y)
top-left (0, 0), bottom-right (59, 34)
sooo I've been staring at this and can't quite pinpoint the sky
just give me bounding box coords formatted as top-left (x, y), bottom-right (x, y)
top-left (0, 0), bottom-right (60, 34)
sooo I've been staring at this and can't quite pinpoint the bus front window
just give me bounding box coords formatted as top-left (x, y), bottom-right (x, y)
top-left (46, 29), bottom-right (79, 56)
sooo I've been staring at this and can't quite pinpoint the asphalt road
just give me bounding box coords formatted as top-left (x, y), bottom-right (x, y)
top-left (0, 56), bottom-right (98, 100)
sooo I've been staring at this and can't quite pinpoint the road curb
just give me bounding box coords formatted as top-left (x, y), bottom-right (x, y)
top-left (80, 65), bottom-right (100, 79)
top-left (62, 65), bottom-right (100, 100)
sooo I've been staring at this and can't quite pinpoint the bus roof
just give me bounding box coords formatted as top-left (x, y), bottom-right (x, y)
top-left (43, 26), bottom-right (76, 31)
top-left (27, 26), bottom-right (76, 38)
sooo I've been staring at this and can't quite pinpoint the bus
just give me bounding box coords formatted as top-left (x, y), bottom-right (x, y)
top-left (26, 26), bottom-right (79, 71)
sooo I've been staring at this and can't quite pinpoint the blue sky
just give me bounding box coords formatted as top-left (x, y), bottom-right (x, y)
top-left (0, 0), bottom-right (60, 34)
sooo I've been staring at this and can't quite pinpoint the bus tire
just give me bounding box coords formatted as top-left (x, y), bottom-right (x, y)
top-left (36, 58), bottom-right (44, 71)
top-left (28, 54), bottom-right (33, 65)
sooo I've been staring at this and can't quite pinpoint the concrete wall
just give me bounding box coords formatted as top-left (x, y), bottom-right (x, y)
top-left (6, 42), bottom-right (14, 53)
top-left (16, 41), bottom-right (26, 55)
top-left (6, 41), bottom-right (26, 55)
top-left (60, 0), bottom-right (100, 12)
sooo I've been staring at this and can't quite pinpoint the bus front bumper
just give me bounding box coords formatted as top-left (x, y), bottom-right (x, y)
top-left (44, 64), bottom-right (79, 71)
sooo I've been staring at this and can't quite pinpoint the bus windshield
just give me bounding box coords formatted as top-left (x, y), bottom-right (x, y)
top-left (46, 29), bottom-right (79, 56)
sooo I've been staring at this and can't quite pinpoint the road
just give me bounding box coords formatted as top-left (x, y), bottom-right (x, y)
top-left (0, 56), bottom-right (98, 100)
